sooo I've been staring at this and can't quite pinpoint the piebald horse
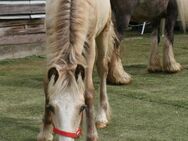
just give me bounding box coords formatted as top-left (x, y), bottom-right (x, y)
top-left (110, 0), bottom-right (188, 78)
top-left (37, 0), bottom-right (116, 141)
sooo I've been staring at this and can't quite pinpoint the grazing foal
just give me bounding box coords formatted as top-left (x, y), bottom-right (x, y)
top-left (37, 0), bottom-right (117, 141)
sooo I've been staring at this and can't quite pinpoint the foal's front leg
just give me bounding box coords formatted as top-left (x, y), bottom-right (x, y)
top-left (96, 25), bottom-right (112, 129)
top-left (85, 38), bottom-right (98, 141)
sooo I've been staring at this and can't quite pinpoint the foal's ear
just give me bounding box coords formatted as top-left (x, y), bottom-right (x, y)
top-left (75, 64), bottom-right (85, 81)
top-left (48, 67), bottom-right (59, 84)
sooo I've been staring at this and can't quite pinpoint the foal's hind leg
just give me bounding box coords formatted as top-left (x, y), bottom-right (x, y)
top-left (148, 19), bottom-right (162, 72)
top-left (96, 22), bottom-right (113, 129)
top-left (163, 3), bottom-right (182, 73)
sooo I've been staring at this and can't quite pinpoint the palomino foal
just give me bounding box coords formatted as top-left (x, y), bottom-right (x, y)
top-left (37, 0), bottom-right (116, 141)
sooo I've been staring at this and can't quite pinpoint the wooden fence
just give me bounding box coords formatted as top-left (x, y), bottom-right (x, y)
top-left (0, 0), bottom-right (46, 45)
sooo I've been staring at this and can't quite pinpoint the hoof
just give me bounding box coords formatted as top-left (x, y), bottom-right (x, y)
top-left (96, 122), bottom-right (108, 129)
top-left (163, 62), bottom-right (182, 73)
top-left (107, 71), bottom-right (132, 85)
top-left (107, 51), bottom-right (132, 85)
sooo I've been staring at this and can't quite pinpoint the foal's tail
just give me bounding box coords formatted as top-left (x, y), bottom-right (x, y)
top-left (176, 0), bottom-right (188, 31)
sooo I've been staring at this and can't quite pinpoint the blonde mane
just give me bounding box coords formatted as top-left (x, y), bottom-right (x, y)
top-left (44, 0), bottom-right (92, 98)
top-left (46, 0), bottom-right (89, 67)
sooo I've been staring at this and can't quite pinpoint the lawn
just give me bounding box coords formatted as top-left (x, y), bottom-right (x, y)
top-left (0, 34), bottom-right (188, 141)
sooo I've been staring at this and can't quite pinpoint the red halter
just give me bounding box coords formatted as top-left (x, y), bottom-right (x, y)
top-left (53, 127), bottom-right (82, 139)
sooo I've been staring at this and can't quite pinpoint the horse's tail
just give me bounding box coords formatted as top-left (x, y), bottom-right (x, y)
top-left (107, 22), bottom-right (119, 60)
top-left (176, 0), bottom-right (188, 31)
top-left (46, 0), bottom-right (89, 65)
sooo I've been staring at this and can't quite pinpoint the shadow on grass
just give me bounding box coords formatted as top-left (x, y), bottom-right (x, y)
top-left (0, 116), bottom-right (40, 141)
top-left (124, 64), bottom-right (147, 75)
top-left (0, 75), bottom-right (43, 89)
top-left (124, 64), bottom-right (183, 76)
top-left (0, 56), bottom-right (45, 66)
top-left (118, 91), bottom-right (188, 110)
top-left (0, 117), bottom-right (39, 132)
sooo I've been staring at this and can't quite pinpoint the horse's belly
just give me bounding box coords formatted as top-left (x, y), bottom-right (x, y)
top-left (86, 0), bottom-right (111, 38)
top-left (95, 0), bottom-right (111, 35)
top-left (132, 0), bottom-right (169, 21)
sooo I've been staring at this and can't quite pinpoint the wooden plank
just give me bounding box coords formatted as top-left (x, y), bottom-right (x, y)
top-left (31, 4), bottom-right (45, 14)
top-left (0, 14), bottom-right (45, 20)
top-left (0, 43), bottom-right (45, 60)
top-left (0, 34), bottom-right (46, 45)
top-left (0, 4), bottom-right (45, 16)
top-left (0, 15), bottom-right (31, 20)
top-left (0, 19), bottom-right (44, 28)
top-left (0, 24), bottom-right (45, 37)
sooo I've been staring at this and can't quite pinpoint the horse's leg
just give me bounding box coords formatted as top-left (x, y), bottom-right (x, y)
top-left (148, 19), bottom-right (162, 72)
top-left (85, 38), bottom-right (98, 141)
top-left (95, 22), bottom-right (112, 129)
top-left (37, 112), bottom-right (53, 141)
top-left (107, 14), bottom-right (132, 85)
top-left (163, 2), bottom-right (182, 73)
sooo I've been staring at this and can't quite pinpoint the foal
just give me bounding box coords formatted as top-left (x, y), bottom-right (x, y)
top-left (37, 0), bottom-right (116, 141)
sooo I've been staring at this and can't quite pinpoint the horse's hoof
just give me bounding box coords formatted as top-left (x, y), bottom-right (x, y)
top-left (96, 122), bottom-right (108, 129)
top-left (163, 62), bottom-right (182, 73)
top-left (107, 71), bottom-right (132, 85)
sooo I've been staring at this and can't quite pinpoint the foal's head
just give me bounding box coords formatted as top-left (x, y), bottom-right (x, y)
top-left (46, 65), bottom-right (86, 141)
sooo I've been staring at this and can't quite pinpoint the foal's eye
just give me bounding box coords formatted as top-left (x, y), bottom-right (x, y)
top-left (80, 105), bottom-right (87, 113)
top-left (46, 104), bottom-right (55, 113)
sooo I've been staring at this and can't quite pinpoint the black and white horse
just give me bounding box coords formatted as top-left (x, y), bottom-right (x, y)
top-left (111, 0), bottom-right (188, 74)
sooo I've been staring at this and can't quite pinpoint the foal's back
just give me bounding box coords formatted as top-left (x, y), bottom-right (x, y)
top-left (46, 0), bottom-right (112, 40)
top-left (87, 0), bottom-right (111, 37)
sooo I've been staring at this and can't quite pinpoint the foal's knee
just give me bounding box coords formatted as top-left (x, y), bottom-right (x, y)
top-left (97, 59), bottom-right (108, 75)
top-left (101, 102), bottom-right (108, 111)
top-left (85, 89), bottom-right (95, 104)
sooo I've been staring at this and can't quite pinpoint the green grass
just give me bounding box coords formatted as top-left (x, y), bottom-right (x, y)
top-left (0, 34), bottom-right (188, 141)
